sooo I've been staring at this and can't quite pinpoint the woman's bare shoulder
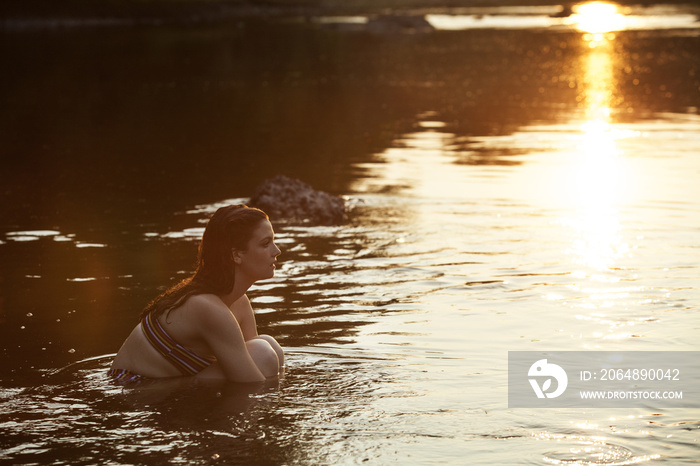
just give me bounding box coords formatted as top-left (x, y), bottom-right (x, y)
top-left (188, 293), bottom-right (251, 312)
top-left (185, 294), bottom-right (235, 327)
top-left (186, 293), bottom-right (223, 307)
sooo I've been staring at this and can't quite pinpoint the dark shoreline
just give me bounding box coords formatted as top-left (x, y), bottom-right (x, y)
top-left (2, 0), bottom-right (699, 28)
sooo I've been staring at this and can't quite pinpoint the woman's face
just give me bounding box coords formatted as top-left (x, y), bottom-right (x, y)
top-left (235, 220), bottom-right (281, 282)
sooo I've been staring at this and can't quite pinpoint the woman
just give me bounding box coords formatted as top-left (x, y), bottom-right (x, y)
top-left (110, 205), bottom-right (284, 384)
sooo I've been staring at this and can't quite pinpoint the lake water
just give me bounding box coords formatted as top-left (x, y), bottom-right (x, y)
top-left (1, 3), bottom-right (699, 464)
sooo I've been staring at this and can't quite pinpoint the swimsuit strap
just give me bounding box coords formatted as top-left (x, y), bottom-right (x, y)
top-left (142, 312), bottom-right (214, 376)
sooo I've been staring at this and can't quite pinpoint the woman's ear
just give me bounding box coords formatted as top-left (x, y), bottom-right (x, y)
top-left (231, 249), bottom-right (242, 264)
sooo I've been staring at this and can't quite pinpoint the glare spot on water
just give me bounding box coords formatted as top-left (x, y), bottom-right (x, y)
top-left (313, 16), bottom-right (368, 25)
top-left (250, 296), bottom-right (284, 304)
top-left (426, 5), bottom-right (700, 32)
top-left (537, 431), bottom-right (660, 465)
top-left (426, 13), bottom-right (560, 30)
top-left (418, 121), bottom-right (447, 129)
top-left (5, 230), bottom-right (61, 242)
top-left (161, 227), bottom-right (205, 240)
top-left (7, 230), bottom-right (60, 237)
top-left (569, 2), bottom-right (626, 34)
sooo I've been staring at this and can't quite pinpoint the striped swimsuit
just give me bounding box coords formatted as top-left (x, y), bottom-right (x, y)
top-left (108, 312), bottom-right (215, 385)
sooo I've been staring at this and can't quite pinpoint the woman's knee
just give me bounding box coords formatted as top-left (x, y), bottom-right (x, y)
top-left (255, 334), bottom-right (284, 367)
top-left (246, 339), bottom-right (279, 378)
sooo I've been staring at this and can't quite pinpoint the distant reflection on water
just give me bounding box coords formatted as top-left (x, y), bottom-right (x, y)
top-left (1, 7), bottom-right (699, 464)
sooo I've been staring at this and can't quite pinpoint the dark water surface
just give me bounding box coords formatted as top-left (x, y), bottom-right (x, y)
top-left (1, 6), bottom-right (699, 464)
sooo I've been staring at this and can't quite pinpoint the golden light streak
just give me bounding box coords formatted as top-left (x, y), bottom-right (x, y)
top-left (564, 16), bottom-right (629, 274)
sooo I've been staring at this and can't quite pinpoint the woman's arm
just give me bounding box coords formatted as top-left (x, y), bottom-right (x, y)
top-left (193, 298), bottom-right (266, 383)
top-left (231, 295), bottom-right (285, 368)
top-left (231, 294), bottom-right (259, 340)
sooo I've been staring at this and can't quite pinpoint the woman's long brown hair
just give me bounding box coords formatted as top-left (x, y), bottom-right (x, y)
top-left (139, 205), bottom-right (268, 320)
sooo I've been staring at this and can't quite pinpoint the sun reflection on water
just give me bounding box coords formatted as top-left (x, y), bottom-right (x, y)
top-left (564, 30), bottom-right (629, 275)
top-left (570, 2), bottom-right (627, 34)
